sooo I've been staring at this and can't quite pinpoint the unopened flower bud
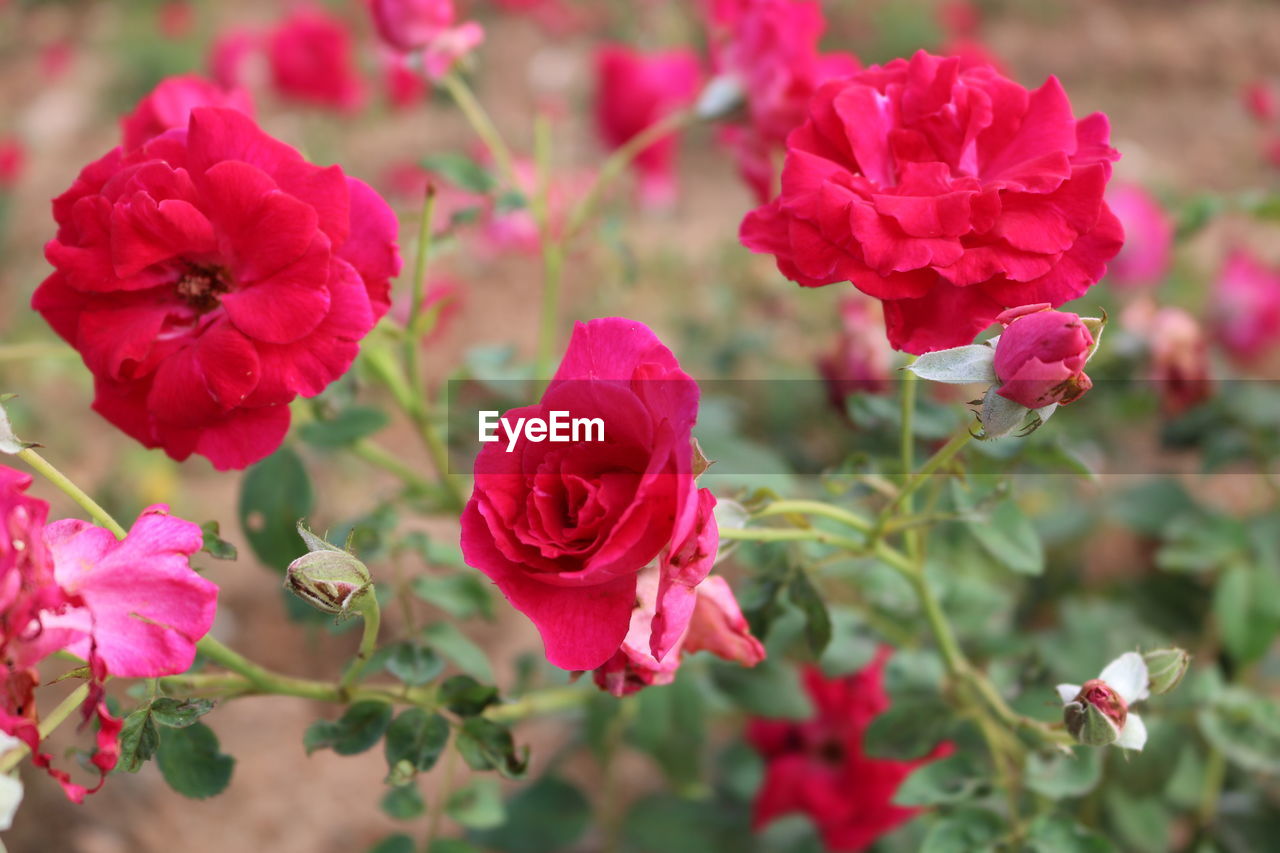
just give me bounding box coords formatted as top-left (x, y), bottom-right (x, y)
top-left (1142, 647), bottom-right (1190, 695)
top-left (1064, 692), bottom-right (1121, 747)
top-left (285, 550), bottom-right (372, 617)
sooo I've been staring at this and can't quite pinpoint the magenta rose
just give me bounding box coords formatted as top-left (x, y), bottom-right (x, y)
top-left (33, 104), bottom-right (400, 469)
top-left (740, 50), bottom-right (1124, 354)
top-left (993, 304), bottom-right (1094, 409)
top-left (460, 317), bottom-right (715, 672)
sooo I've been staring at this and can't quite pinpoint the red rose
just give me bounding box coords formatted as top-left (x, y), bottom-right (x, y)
top-left (992, 304), bottom-right (1094, 409)
top-left (460, 318), bottom-right (714, 672)
top-left (33, 104), bottom-right (399, 469)
top-left (705, 0), bottom-right (859, 202)
top-left (741, 51), bottom-right (1123, 354)
top-left (119, 74), bottom-right (252, 153)
top-left (266, 7), bottom-right (365, 113)
top-left (594, 45), bottom-right (701, 208)
top-left (748, 650), bottom-right (951, 852)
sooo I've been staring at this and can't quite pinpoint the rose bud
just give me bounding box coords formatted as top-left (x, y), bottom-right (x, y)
top-left (1057, 651), bottom-right (1150, 750)
top-left (285, 550), bottom-right (372, 617)
top-left (1142, 648), bottom-right (1190, 695)
top-left (993, 305), bottom-right (1096, 409)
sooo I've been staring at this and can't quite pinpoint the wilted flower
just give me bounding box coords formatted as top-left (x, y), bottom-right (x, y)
top-left (1058, 652), bottom-right (1150, 750)
top-left (1126, 303), bottom-right (1213, 415)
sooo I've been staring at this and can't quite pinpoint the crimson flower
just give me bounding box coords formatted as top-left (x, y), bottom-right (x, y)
top-left (741, 51), bottom-right (1123, 354)
top-left (747, 650), bottom-right (951, 851)
top-left (266, 7), bottom-right (365, 112)
top-left (34, 99), bottom-right (399, 469)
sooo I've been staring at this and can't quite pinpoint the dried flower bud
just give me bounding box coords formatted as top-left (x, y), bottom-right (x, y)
top-left (1064, 695), bottom-right (1121, 747)
top-left (1142, 647), bottom-right (1190, 695)
top-left (285, 550), bottom-right (372, 617)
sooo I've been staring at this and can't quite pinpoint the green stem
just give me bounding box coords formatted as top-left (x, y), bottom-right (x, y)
top-left (484, 685), bottom-right (593, 724)
top-left (564, 108), bottom-right (696, 239)
top-left (338, 595), bottom-right (382, 695)
top-left (425, 744), bottom-right (458, 847)
top-left (755, 499), bottom-right (874, 534)
top-left (1198, 745), bottom-right (1225, 829)
top-left (404, 187), bottom-right (438, 411)
top-left (351, 439), bottom-right (435, 493)
top-left (533, 240), bottom-right (565, 392)
top-left (876, 426), bottom-right (974, 539)
top-left (17, 448), bottom-right (127, 539)
top-left (905, 569), bottom-right (965, 676)
top-left (440, 72), bottom-right (517, 187)
top-left (719, 526), bottom-right (867, 553)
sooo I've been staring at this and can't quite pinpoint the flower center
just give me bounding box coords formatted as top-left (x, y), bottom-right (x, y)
top-left (175, 263), bottom-right (232, 313)
top-left (1077, 678), bottom-right (1127, 728)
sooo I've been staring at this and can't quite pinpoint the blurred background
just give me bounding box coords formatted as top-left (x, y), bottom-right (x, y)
top-left (2, 1), bottom-right (1280, 851)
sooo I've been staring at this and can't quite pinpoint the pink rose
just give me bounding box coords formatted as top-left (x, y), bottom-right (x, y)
top-left (705, 0), bottom-right (859, 202)
top-left (682, 575), bottom-right (766, 667)
top-left (992, 304), bottom-right (1094, 409)
top-left (208, 29), bottom-right (262, 91)
top-left (594, 45), bottom-right (701, 208)
top-left (1213, 250), bottom-right (1280, 364)
top-left (461, 318), bottom-right (715, 672)
top-left (371, 0), bottom-right (456, 52)
top-left (266, 7), bottom-right (365, 113)
top-left (33, 105), bottom-right (400, 469)
top-left (740, 51), bottom-right (1123, 355)
top-left (1105, 183), bottom-right (1172, 289)
top-left (119, 74), bottom-right (253, 152)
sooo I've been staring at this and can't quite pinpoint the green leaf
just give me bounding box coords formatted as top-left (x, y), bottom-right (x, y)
top-left (627, 668), bottom-right (706, 792)
top-left (305, 701), bottom-right (393, 756)
top-left (921, 807), bottom-right (1005, 853)
top-left (117, 708), bottom-right (159, 773)
top-left (1024, 748), bottom-right (1103, 799)
top-left (620, 793), bottom-right (755, 853)
top-left (863, 693), bottom-right (954, 761)
top-left (893, 753), bottom-right (988, 806)
top-left (424, 621), bottom-right (494, 681)
top-left (962, 496), bottom-right (1044, 575)
top-left (1024, 815), bottom-right (1115, 852)
top-left (381, 783), bottom-right (426, 820)
top-left (150, 697), bottom-right (216, 729)
top-left (239, 447), bottom-right (314, 571)
top-left (455, 718), bottom-right (528, 779)
top-left (411, 573), bottom-right (494, 621)
top-left (788, 569), bottom-right (832, 656)
top-left (385, 641), bottom-right (445, 686)
top-left (469, 777), bottom-right (590, 853)
top-left (384, 709), bottom-right (450, 774)
top-left (1197, 687), bottom-right (1280, 775)
top-left (709, 656), bottom-right (812, 718)
top-left (299, 406), bottom-right (389, 448)
top-left (1108, 479), bottom-right (1196, 537)
top-left (199, 521), bottom-right (238, 560)
top-left (422, 152), bottom-right (496, 194)
top-left (156, 722), bottom-right (234, 799)
top-left (1156, 514), bottom-right (1248, 573)
top-left (446, 778), bottom-right (506, 829)
top-left (1213, 562), bottom-right (1280, 664)
top-left (369, 835), bottom-right (416, 853)
top-left (438, 675), bottom-right (500, 717)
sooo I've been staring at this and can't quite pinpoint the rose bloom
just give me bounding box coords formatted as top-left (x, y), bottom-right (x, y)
top-left (33, 99), bottom-right (400, 469)
top-left (741, 51), bottom-right (1123, 355)
top-left (0, 466), bottom-right (216, 801)
top-left (0, 137), bottom-right (23, 189)
top-left (371, 0), bottom-right (458, 52)
top-left (705, 0), bottom-right (859, 203)
top-left (1105, 183), bottom-right (1172, 289)
top-left (461, 317), bottom-right (715, 672)
top-left (594, 45), bottom-right (701, 208)
top-left (208, 29), bottom-right (262, 91)
top-left (1212, 250), bottom-right (1280, 364)
top-left (119, 74), bottom-right (253, 153)
top-left (993, 304), bottom-right (1094, 409)
top-left (1124, 301), bottom-right (1213, 415)
top-left (818, 295), bottom-right (893, 411)
top-left (748, 650), bottom-right (951, 851)
top-left (266, 7), bottom-right (365, 112)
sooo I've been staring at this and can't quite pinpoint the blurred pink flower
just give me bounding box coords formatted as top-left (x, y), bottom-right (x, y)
top-left (1105, 183), bottom-right (1173, 289)
top-left (594, 44), bottom-right (701, 208)
top-left (818, 296), bottom-right (893, 411)
top-left (1243, 80), bottom-right (1278, 124)
top-left (1145, 305), bottom-right (1213, 414)
top-left (208, 29), bottom-right (262, 91)
top-left (1213, 250), bottom-right (1280, 363)
top-left (119, 74), bottom-right (253, 152)
top-left (381, 49), bottom-right (429, 109)
top-left (390, 275), bottom-right (463, 344)
top-left (705, 0), bottom-right (859, 202)
top-left (158, 1), bottom-right (195, 39)
top-left (266, 7), bottom-right (365, 113)
top-left (0, 137), bottom-right (23, 190)
top-left (369, 0), bottom-right (483, 81)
